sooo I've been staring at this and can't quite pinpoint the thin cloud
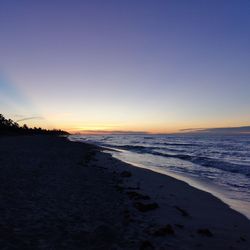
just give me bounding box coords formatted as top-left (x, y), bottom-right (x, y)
top-left (16, 116), bottom-right (44, 122)
top-left (179, 128), bottom-right (204, 132)
top-left (179, 126), bottom-right (250, 134)
top-left (73, 130), bottom-right (149, 135)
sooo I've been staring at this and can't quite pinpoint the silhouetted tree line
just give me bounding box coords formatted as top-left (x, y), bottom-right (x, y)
top-left (0, 114), bottom-right (69, 136)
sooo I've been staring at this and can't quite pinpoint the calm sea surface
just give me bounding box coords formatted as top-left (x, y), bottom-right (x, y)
top-left (69, 134), bottom-right (250, 219)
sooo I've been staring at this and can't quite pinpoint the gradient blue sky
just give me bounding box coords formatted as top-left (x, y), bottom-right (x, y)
top-left (1, 0), bottom-right (250, 133)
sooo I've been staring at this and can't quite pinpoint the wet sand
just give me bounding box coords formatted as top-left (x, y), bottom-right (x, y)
top-left (0, 135), bottom-right (249, 249)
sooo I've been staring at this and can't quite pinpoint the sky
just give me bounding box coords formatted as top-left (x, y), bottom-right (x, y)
top-left (0, 0), bottom-right (250, 133)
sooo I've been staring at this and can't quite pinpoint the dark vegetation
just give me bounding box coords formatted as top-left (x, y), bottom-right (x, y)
top-left (120, 170), bottom-right (132, 178)
top-left (126, 191), bottom-right (150, 201)
top-left (134, 202), bottom-right (159, 212)
top-left (151, 224), bottom-right (175, 236)
top-left (197, 228), bottom-right (213, 237)
top-left (0, 114), bottom-right (69, 135)
top-left (174, 205), bottom-right (190, 217)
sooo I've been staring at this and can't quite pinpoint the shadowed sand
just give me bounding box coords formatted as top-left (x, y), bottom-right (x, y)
top-left (0, 136), bottom-right (249, 249)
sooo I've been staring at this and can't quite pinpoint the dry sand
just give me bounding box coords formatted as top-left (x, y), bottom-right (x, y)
top-left (0, 135), bottom-right (249, 249)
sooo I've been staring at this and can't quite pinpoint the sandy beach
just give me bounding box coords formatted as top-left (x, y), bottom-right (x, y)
top-left (0, 135), bottom-right (249, 250)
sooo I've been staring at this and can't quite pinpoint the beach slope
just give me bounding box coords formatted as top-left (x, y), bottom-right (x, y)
top-left (0, 136), bottom-right (249, 249)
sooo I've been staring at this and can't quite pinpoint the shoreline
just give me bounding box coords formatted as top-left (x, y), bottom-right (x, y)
top-left (106, 150), bottom-right (250, 220)
top-left (68, 135), bottom-right (250, 221)
top-left (0, 135), bottom-right (249, 249)
top-left (72, 138), bottom-right (250, 249)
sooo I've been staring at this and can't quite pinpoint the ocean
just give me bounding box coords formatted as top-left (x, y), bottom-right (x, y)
top-left (69, 134), bottom-right (250, 219)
